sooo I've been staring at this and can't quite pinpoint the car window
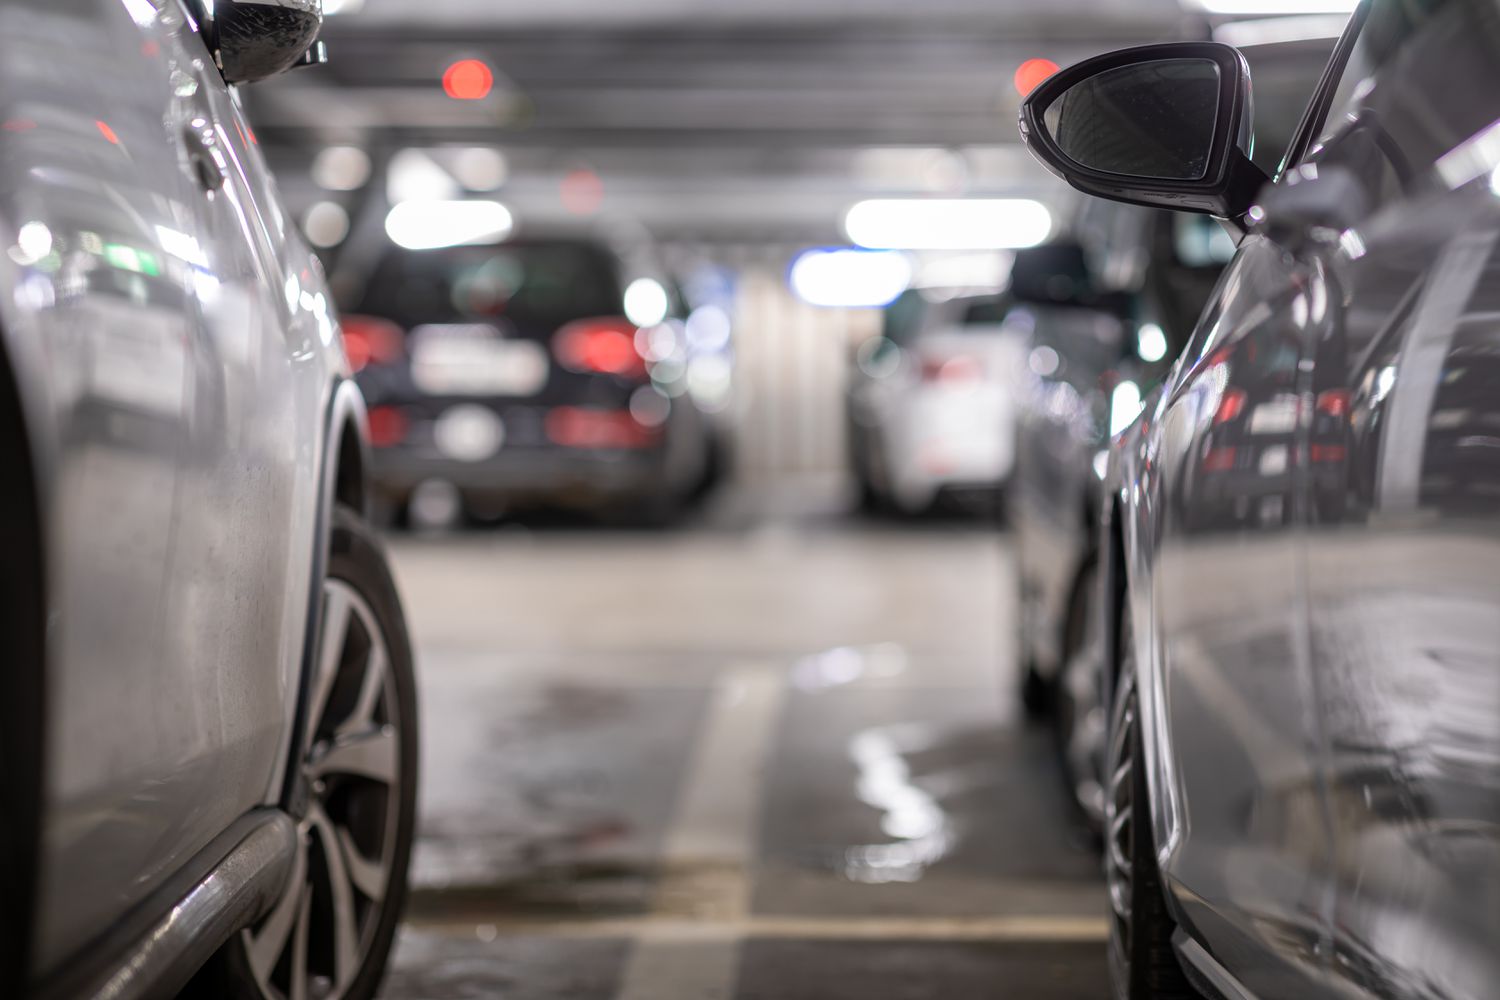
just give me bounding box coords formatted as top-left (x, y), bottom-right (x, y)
top-left (348, 241), bottom-right (624, 337)
top-left (882, 290), bottom-right (928, 344)
top-left (1304, 0), bottom-right (1500, 205)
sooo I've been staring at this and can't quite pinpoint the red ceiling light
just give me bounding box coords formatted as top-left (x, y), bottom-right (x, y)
top-left (443, 59), bottom-right (494, 101)
top-left (1014, 58), bottom-right (1060, 98)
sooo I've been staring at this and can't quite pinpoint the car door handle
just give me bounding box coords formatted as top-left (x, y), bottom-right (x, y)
top-left (181, 120), bottom-right (227, 193)
top-left (1250, 164), bottom-right (1368, 250)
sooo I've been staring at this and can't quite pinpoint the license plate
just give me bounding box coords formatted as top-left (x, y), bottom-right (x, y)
top-left (1249, 397), bottom-right (1298, 435)
top-left (434, 404), bottom-right (504, 462)
top-left (411, 324), bottom-right (549, 397)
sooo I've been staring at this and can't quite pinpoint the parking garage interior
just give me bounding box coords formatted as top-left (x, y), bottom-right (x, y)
top-left (20, 0), bottom-right (1461, 998)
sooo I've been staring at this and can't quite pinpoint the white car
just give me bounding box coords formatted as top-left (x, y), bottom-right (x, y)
top-left (847, 290), bottom-right (1027, 514)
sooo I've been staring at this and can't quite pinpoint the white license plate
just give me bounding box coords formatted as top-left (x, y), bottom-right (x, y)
top-left (1249, 397), bottom-right (1298, 435)
top-left (411, 324), bottom-right (549, 396)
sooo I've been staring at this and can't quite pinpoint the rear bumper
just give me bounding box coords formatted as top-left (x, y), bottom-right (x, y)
top-left (369, 444), bottom-right (671, 506)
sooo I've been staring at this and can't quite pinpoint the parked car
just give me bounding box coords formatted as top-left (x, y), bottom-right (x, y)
top-left (339, 232), bottom-right (722, 525)
top-left (846, 289), bottom-right (1026, 515)
top-left (1016, 29), bottom-right (1336, 831)
top-left (3, 3), bottom-right (416, 999)
top-left (1021, 2), bottom-right (1500, 997)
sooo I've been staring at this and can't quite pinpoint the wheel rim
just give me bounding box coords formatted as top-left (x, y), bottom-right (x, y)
top-left (1104, 644), bottom-right (1137, 966)
top-left (244, 579), bottom-right (402, 1000)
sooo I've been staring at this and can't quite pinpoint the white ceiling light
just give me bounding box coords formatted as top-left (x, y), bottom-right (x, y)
top-left (312, 146), bottom-right (371, 192)
top-left (845, 199), bottom-right (1052, 251)
top-left (1213, 15), bottom-right (1348, 47)
top-left (322, 0), bottom-right (367, 14)
top-left (384, 200), bottom-right (513, 251)
top-left (1187, 0), bottom-right (1357, 13)
top-left (450, 148), bottom-right (509, 191)
top-left (303, 201), bottom-right (350, 248)
top-left (789, 248), bottom-right (912, 308)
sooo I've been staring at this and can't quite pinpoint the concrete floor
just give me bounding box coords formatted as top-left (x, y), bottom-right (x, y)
top-left (378, 487), bottom-right (1107, 999)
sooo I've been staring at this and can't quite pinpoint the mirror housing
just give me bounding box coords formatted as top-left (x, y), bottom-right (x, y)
top-left (210, 0), bottom-right (325, 84)
top-left (1018, 42), bottom-right (1268, 219)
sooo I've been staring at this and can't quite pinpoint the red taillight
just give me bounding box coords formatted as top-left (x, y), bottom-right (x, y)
top-left (921, 355), bottom-right (983, 384)
top-left (367, 406), bottom-right (408, 448)
top-left (1202, 446), bottom-right (1237, 472)
top-left (553, 317), bottom-right (646, 378)
top-left (1214, 388), bottom-right (1247, 425)
top-left (1310, 444), bottom-right (1347, 463)
top-left (341, 315), bottom-right (404, 373)
top-left (1316, 389), bottom-right (1351, 418)
top-left (545, 407), bottom-right (657, 449)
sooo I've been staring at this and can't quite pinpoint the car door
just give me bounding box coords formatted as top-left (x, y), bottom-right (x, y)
top-left (15, 0), bottom-right (216, 975)
top-left (155, 0), bottom-right (328, 825)
top-left (1284, 2), bottom-right (1500, 995)
top-left (1147, 220), bottom-right (1332, 997)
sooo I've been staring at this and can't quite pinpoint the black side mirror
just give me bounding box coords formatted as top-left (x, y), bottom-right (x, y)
top-left (1018, 42), bottom-right (1269, 219)
top-left (212, 0), bottom-right (325, 84)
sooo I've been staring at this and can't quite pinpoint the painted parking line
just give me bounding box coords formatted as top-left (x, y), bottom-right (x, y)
top-left (612, 665), bottom-right (786, 1000)
top-left (406, 912), bottom-right (1111, 943)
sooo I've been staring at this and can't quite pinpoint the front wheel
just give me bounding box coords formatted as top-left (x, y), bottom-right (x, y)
top-left (1105, 611), bottom-right (1197, 1000)
top-left (202, 506), bottom-right (419, 1000)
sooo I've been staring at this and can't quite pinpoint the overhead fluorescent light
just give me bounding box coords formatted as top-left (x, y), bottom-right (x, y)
top-left (1214, 14), bottom-right (1348, 45)
top-left (384, 201), bottom-right (513, 251)
top-left (789, 248), bottom-right (912, 308)
top-left (1188, 0), bottom-right (1357, 13)
top-left (845, 199), bottom-right (1052, 251)
top-left (323, 0), bottom-right (367, 14)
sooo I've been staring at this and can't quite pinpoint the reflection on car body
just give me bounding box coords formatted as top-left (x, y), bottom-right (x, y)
top-left (4, 3), bottom-right (417, 999)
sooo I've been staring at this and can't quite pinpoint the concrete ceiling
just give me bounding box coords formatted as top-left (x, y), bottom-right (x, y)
top-left (246, 0), bottom-right (1209, 244)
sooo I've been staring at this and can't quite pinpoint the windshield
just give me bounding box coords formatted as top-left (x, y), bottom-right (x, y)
top-left (347, 240), bottom-right (624, 336)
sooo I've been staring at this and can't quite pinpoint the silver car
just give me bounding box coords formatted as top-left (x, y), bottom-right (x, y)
top-left (4, 3), bottom-right (418, 999)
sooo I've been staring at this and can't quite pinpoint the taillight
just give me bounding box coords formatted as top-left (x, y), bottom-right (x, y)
top-left (921, 355), bottom-right (983, 384)
top-left (1214, 387), bottom-right (1247, 425)
top-left (340, 315), bottom-right (404, 373)
top-left (1202, 446), bottom-right (1237, 472)
top-left (367, 405), bottom-right (408, 447)
top-left (1316, 389), bottom-right (1351, 419)
top-left (553, 317), bottom-right (646, 378)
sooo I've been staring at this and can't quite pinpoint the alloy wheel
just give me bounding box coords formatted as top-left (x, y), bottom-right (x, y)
top-left (242, 579), bottom-right (403, 1000)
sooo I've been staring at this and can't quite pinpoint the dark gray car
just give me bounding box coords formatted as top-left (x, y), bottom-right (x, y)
top-left (1021, 2), bottom-right (1500, 998)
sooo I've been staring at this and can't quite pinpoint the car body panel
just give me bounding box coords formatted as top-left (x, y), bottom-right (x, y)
top-left (0, 0), bottom-right (345, 976)
top-left (1095, 2), bottom-right (1500, 997)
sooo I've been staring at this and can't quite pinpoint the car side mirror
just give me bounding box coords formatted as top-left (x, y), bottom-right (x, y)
top-left (1018, 42), bottom-right (1268, 219)
top-left (210, 0), bottom-right (326, 84)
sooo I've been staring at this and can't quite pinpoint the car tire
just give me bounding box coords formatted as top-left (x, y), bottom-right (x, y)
top-left (1056, 557), bottom-right (1105, 829)
top-left (1105, 610), bottom-right (1197, 1000)
top-left (194, 505), bottom-right (419, 1000)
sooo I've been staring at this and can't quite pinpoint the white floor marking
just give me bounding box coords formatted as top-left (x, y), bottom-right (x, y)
top-left (412, 912), bottom-right (1110, 943)
top-left (613, 666), bottom-right (787, 1000)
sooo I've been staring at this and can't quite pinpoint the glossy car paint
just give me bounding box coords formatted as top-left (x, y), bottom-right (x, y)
top-left (1093, 2), bottom-right (1500, 996)
top-left (0, 0), bottom-right (349, 979)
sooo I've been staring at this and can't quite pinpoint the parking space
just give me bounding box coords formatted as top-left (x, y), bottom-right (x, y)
top-left (378, 489), bottom-right (1105, 999)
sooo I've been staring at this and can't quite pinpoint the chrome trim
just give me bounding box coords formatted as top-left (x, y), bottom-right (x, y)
top-left (34, 811), bottom-right (296, 1000)
top-left (1173, 930), bottom-right (1262, 1000)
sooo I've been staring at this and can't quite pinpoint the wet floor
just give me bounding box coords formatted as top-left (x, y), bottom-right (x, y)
top-left (379, 485), bottom-right (1107, 999)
